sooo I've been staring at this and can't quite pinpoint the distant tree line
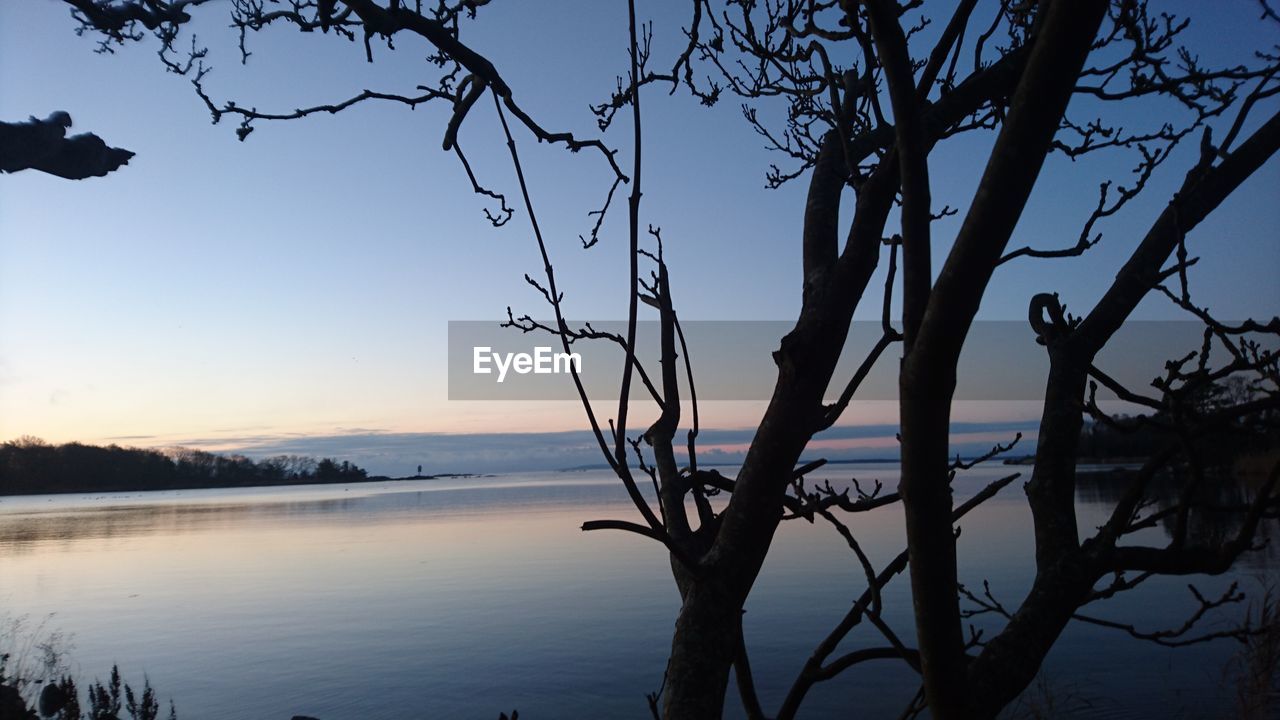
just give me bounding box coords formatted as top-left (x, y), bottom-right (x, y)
top-left (0, 437), bottom-right (369, 495)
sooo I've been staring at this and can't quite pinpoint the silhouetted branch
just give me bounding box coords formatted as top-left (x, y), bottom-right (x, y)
top-left (950, 433), bottom-right (1021, 476)
top-left (732, 615), bottom-right (766, 720)
top-left (817, 329), bottom-right (900, 432)
top-left (673, 310), bottom-right (700, 474)
top-left (501, 312), bottom-right (666, 410)
top-left (493, 91), bottom-right (673, 553)
top-left (452, 142), bottom-right (512, 227)
top-left (581, 519), bottom-right (666, 543)
top-left (776, 472), bottom-right (1019, 719)
top-left (1073, 582), bottom-right (1260, 647)
top-left (958, 580), bottom-right (1011, 620)
top-left (0, 112), bottom-right (134, 179)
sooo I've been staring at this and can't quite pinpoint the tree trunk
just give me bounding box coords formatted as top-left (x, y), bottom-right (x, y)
top-left (1025, 352), bottom-right (1088, 568)
top-left (898, 364), bottom-right (970, 718)
top-left (660, 302), bottom-right (872, 717)
top-left (893, 2), bottom-right (1108, 715)
top-left (662, 581), bottom-right (740, 719)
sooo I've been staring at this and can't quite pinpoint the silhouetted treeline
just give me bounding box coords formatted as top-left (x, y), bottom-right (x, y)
top-left (1078, 378), bottom-right (1277, 465)
top-left (0, 437), bottom-right (369, 495)
top-left (1080, 416), bottom-right (1276, 465)
top-left (1077, 418), bottom-right (1172, 461)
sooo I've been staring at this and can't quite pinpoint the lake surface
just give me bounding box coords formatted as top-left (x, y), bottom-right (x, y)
top-left (0, 465), bottom-right (1274, 719)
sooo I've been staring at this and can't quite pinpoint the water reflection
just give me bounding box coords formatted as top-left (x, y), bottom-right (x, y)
top-left (1075, 468), bottom-right (1279, 569)
top-left (0, 477), bottom-right (632, 554)
top-left (0, 468), bottom-right (1274, 720)
top-left (14, 467), bottom-right (1269, 552)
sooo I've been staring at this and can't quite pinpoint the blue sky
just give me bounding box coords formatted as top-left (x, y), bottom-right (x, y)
top-left (1, 0), bottom-right (1277, 474)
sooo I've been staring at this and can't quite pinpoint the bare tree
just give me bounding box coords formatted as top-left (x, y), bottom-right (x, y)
top-left (52, 1), bottom-right (1280, 718)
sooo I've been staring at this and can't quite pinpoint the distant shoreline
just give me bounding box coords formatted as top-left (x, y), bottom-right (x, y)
top-left (0, 437), bottom-right (493, 497)
top-left (1001, 455), bottom-right (1148, 467)
top-left (388, 473), bottom-right (487, 482)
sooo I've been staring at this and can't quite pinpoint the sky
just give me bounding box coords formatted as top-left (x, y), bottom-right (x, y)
top-left (1, 0), bottom-right (1277, 475)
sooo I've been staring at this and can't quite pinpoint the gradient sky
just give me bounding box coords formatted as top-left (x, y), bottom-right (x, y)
top-left (1, 0), bottom-right (1277, 473)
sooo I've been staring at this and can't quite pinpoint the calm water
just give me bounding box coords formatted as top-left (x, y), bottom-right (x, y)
top-left (0, 466), bottom-right (1274, 719)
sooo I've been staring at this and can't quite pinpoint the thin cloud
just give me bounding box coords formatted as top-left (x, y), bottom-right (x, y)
top-left (164, 420), bottom-right (1039, 476)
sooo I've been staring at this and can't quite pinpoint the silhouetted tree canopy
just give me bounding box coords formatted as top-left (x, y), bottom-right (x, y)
top-left (1076, 377), bottom-right (1280, 464)
top-left (0, 112), bottom-right (134, 179)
